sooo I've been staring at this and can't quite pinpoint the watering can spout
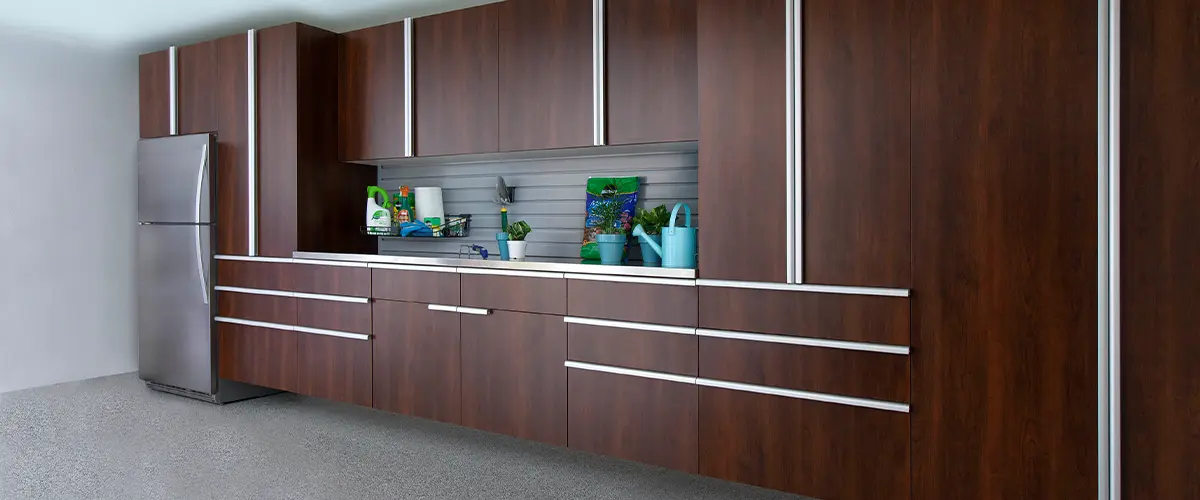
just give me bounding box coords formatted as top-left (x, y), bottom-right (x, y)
top-left (631, 225), bottom-right (664, 259)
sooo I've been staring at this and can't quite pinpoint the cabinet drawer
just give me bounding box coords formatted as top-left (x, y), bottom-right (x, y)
top-left (216, 259), bottom-right (291, 289)
top-left (216, 290), bottom-right (295, 325)
top-left (289, 262), bottom-right (371, 297)
top-left (699, 286), bottom-right (909, 345)
top-left (295, 298), bottom-right (372, 335)
top-left (567, 321), bottom-right (696, 376)
top-left (460, 273), bottom-right (565, 315)
top-left (568, 367), bottom-right (697, 473)
top-left (217, 322), bottom-right (297, 392)
top-left (372, 267), bottom-right (459, 304)
top-left (699, 336), bottom-right (908, 403)
top-left (567, 279), bottom-right (697, 326)
top-left (296, 332), bottom-right (372, 406)
top-left (699, 386), bottom-right (910, 500)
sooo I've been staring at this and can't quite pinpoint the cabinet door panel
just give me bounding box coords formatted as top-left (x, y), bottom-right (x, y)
top-left (217, 323), bottom-right (297, 392)
top-left (461, 310), bottom-right (566, 446)
top-left (296, 333), bottom-right (372, 406)
top-left (139, 50), bottom-right (171, 138)
top-left (372, 300), bottom-right (462, 424)
top-left (178, 40), bottom-right (218, 135)
top-left (340, 22), bottom-right (407, 161)
top-left (415, 5), bottom-right (499, 156)
top-left (215, 33), bottom-right (250, 255)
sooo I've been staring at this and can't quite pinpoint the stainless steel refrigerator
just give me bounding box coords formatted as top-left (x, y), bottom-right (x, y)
top-left (137, 133), bottom-right (271, 404)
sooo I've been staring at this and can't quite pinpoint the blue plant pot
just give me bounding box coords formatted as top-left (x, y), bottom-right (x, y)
top-left (638, 234), bottom-right (662, 267)
top-left (596, 233), bottom-right (627, 266)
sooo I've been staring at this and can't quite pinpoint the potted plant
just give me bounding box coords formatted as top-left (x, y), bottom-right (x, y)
top-left (506, 220), bottom-right (532, 260)
top-left (631, 205), bottom-right (670, 267)
top-left (593, 197), bottom-right (631, 265)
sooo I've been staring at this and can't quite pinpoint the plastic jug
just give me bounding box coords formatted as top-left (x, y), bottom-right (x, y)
top-left (366, 186), bottom-right (392, 230)
top-left (632, 203), bottom-right (696, 269)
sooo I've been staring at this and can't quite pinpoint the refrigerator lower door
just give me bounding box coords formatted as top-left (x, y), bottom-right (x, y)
top-left (138, 223), bottom-right (214, 395)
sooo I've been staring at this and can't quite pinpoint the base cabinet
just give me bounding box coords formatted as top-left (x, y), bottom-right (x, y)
top-left (568, 368), bottom-right (698, 473)
top-left (296, 333), bottom-right (373, 407)
top-left (217, 323), bottom-right (298, 392)
top-left (461, 310), bottom-right (566, 446)
top-left (372, 300), bottom-right (462, 424)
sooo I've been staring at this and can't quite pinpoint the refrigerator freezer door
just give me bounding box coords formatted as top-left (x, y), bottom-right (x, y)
top-left (138, 134), bottom-right (214, 224)
top-left (138, 224), bottom-right (214, 394)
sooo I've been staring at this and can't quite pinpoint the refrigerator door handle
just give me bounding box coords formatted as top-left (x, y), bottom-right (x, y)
top-left (195, 143), bottom-right (209, 305)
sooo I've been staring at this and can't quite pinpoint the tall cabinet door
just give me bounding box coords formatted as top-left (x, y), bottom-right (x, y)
top-left (139, 50), bottom-right (172, 139)
top-left (497, 0), bottom-right (594, 152)
top-left (340, 21), bottom-right (407, 161)
top-left (215, 33), bottom-right (250, 256)
top-left (372, 300), bottom-right (462, 425)
top-left (414, 4), bottom-right (500, 157)
top-left (696, 0), bottom-right (788, 283)
top-left (178, 40), bottom-right (218, 135)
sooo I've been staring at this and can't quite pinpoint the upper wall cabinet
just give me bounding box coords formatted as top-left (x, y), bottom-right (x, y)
top-left (414, 4), bottom-right (500, 157)
top-left (497, 0), bottom-right (594, 152)
top-left (606, 0), bottom-right (698, 145)
top-left (178, 41), bottom-right (218, 135)
top-left (340, 21), bottom-right (408, 162)
top-left (139, 50), bottom-right (171, 138)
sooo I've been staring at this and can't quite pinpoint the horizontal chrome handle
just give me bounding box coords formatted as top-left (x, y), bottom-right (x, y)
top-left (294, 325), bottom-right (371, 341)
top-left (456, 307), bottom-right (490, 316)
top-left (427, 304), bottom-right (459, 313)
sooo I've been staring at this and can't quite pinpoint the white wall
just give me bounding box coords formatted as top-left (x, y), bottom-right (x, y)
top-left (0, 30), bottom-right (138, 393)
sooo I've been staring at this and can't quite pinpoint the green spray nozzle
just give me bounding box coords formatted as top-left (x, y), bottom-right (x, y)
top-left (367, 186), bottom-right (392, 209)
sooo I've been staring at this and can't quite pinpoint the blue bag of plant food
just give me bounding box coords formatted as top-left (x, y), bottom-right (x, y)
top-left (581, 177), bottom-right (640, 261)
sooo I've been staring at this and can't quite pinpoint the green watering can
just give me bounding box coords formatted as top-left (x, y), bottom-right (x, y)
top-left (632, 203), bottom-right (696, 269)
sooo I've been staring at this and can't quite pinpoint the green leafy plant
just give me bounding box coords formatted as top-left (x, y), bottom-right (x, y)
top-left (507, 220), bottom-right (532, 241)
top-left (632, 205), bottom-right (671, 235)
top-left (592, 199), bottom-right (629, 235)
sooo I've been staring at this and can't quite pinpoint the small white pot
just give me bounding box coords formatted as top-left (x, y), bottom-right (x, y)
top-left (507, 240), bottom-right (528, 260)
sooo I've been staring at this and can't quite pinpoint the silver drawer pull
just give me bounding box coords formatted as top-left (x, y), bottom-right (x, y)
top-left (456, 307), bottom-right (490, 316)
top-left (427, 304), bottom-right (459, 313)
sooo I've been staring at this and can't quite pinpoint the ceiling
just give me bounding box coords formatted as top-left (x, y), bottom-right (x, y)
top-left (1, 0), bottom-right (497, 52)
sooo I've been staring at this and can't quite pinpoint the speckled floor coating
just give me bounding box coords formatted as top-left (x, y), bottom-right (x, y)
top-left (0, 373), bottom-right (806, 500)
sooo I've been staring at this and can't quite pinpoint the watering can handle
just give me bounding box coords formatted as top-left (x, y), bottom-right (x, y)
top-left (669, 203), bottom-right (691, 229)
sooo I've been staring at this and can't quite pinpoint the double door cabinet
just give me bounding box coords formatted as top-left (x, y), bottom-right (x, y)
top-left (215, 259), bottom-right (912, 500)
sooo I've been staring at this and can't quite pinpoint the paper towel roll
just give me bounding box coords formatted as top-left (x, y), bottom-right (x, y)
top-left (413, 187), bottom-right (445, 225)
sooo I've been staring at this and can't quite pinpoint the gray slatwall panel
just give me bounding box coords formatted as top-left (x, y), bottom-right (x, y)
top-left (378, 148), bottom-right (699, 261)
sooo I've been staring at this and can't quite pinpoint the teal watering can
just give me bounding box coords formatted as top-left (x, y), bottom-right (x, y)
top-left (632, 203), bottom-right (696, 269)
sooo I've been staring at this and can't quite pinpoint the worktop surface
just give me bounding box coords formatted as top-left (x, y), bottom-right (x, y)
top-left (291, 252), bottom-right (697, 280)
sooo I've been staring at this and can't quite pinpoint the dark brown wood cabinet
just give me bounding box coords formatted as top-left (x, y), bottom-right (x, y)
top-left (217, 322), bottom-right (298, 392)
top-left (497, 0), bottom-right (594, 152)
top-left (461, 310), bottom-right (566, 446)
top-left (699, 286), bottom-right (910, 346)
top-left (215, 33), bottom-right (251, 256)
top-left (414, 4), bottom-right (500, 156)
top-left (568, 368), bottom-right (698, 473)
top-left (296, 333), bottom-right (373, 406)
top-left (372, 300), bottom-right (462, 424)
top-left (605, 0), bottom-right (698, 145)
top-left (696, 0), bottom-right (788, 283)
top-left (177, 41), bottom-right (218, 135)
top-left (566, 279), bottom-right (697, 327)
top-left (339, 21), bottom-right (407, 161)
top-left (139, 50), bottom-right (171, 139)
top-left (803, 0), bottom-right (910, 288)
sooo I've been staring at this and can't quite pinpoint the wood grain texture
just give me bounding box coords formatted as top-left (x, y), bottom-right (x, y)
top-left (414, 4), bottom-right (500, 156)
top-left (803, 0), bottom-right (910, 288)
top-left (216, 291), bottom-right (295, 325)
top-left (568, 368), bottom-right (698, 473)
top-left (296, 333), bottom-right (373, 406)
top-left (177, 41), bottom-right (218, 135)
top-left (461, 310), bottom-right (566, 446)
top-left (566, 280), bottom-right (697, 327)
top-left (605, 0), bottom-right (698, 145)
top-left (256, 24), bottom-right (300, 258)
top-left (139, 50), bottom-right (171, 138)
top-left (1120, 2), bottom-right (1200, 498)
top-left (371, 268), bottom-right (459, 304)
top-left (699, 286), bottom-right (909, 345)
top-left (215, 33), bottom-right (250, 256)
top-left (372, 300), bottom-right (461, 424)
top-left (567, 323), bottom-right (697, 376)
top-left (217, 322), bottom-right (298, 392)
top-left (698, 337), bottom-right (908, 403)
top-left (295, 299), bottom-right (371, 334)
top-left (288, 264), bottom-right (371, 297)
top-left (699, 387), bottom-right (910, 500)
top-left (339, 21), bottom-right (406, 161)
top-left (909, 0), bottom-right (1098, 498)
top-left (216, 260), bottom-right (292, 289)
top-left (696, 0), bottom-right (788, 283)
top-left (460, 274), bottom-right (565, 315)
top-left (497, 0), bottom-right (593, 152)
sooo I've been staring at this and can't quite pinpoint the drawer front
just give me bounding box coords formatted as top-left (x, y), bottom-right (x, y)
top-left (295, 298), bottom-right (372, 335)
top-left (460, 274), bottom-right (566, 315)
top-left (216, 291), bottom-right (295, 325)
top-left (289, 263), bottom-right (371, 297)
top-left (568, 368), bottom-right (698, 473)
top-left (567, 279), bottom-right (697, 326)
top-left (699, 386), bottom-right (910, 500)
top-left (216, 259), bottom-right (291, 289)
top-left (699, 336), bottom-right (909, 403)
top-left (699, 286), bottom-right (909, 345)
top-left (568, 322), bottom-right (697, 376)
top-left (296, 332), bottom-right (373, 407)
top-left (217, 322), bottom-right (298, 392)
top-left (372, 268), bottom-right (459, 304)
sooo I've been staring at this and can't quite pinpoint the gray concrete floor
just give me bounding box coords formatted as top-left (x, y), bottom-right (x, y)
top-left (0, 373), bottom-right (804, 500)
